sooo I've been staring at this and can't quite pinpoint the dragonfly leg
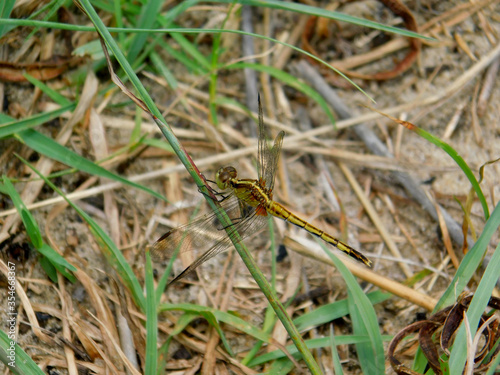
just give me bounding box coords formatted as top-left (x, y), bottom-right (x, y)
top-left (198, 184), bottom-right (228, 203)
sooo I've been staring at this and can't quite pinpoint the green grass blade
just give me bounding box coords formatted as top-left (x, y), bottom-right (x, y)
top-left (144, 250), bottom-right (158, 375)
top-left (25, 0), bottom-right (66, 42)
top-left (199, 311), bottom-right (235, 357)
top-left (448, 204), bottom-right (500, 373)
top-left (0, 104), bottom-right (75, 139)
top-left (215, 0), bottom-right (432, 40)
top-left (0, 330), bottom-right (45, 375)
top-left (39, 255), bottom-right (58, 283)
top-left (348, 292), bottom-right (381, 373)
top-left (485, 345), bottom-right (500, 375)
top-left (2, 182), bottom-right (44, 246)
top-left (41, 254), bottom-right (76, 283)
top-left (18, 129), bottom-right (166, 202)
top-left (320, 241), bottom-right (385, 373)
top-left (293, 290), bottom-right (391, 332)
top-left (170, 31), bottom-right (211, 71)
top-left (36, 243), bottom-right (76, 273)
top-left (372, 110), bottom-right (490, 220)
top-left (434, 201), bottom-right (500, 311)
top-left (248, 335), bottom-right (392, 367)
top-left (126, 0), bottom-right (163, 63)
top-left (0, 0), bottom-right (16, 37)
top-left (149, 51), bottom-right (178, 89)
top-left (330, 324), bottom-right (344, 375)
top-left (267, 358), bottom-right (296, 374)
top-left (413, 202), bottom-right (500, 372)
top-left (157, 38), bottom-right (206, 74)
top-left (23, 73), bottom-right (71, 106)
top-left (160, 303), bottom-right (271, 342)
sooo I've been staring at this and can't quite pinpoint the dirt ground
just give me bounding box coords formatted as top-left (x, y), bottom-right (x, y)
top-left (0, 0), bottom-right (499, 374)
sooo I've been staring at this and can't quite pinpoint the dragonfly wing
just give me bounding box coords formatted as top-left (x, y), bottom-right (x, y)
top-left (166, 233), bottom-right (235, 286)
top-left (265, 131), bottom-right (284, 191)
top-left (257, 95), bottom-right (267, 182)
top-left (256, 95), bottom-right (285, 191)
top-left (167, 205), bottom-right (269, 286)
top-left (150, 194), bottom-right (246, 261)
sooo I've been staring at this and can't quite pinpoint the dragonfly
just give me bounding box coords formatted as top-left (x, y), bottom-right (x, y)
top-left (151, 98), bottom-right (372, 286)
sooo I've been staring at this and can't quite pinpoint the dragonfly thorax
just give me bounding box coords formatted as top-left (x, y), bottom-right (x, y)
top-left (215, 166), bottom-right (238, 190)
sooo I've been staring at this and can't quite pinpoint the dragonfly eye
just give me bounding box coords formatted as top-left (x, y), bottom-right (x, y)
top-left (215, 166), bottom-right (237, 190)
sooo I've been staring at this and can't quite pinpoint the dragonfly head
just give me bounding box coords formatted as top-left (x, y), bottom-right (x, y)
top-left (215, 166), bottom-right (237, 190)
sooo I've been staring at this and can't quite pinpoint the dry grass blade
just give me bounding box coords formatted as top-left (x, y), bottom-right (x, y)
top-left (98, 38), bottom-right (151, 116)
top-left (73, 267), bottom-right (124, 370)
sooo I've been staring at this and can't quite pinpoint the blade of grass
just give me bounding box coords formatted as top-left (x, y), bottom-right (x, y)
top-left (248, 334), bottom-right (392, 367)
top-left (267, 358), bottom-right (296, 374)
top-left (293, 290), bottom-right (391, 332)
top-left (170, 30), bottom-right (211, 71)
top-left (0, 330), bottom-right (45, 375)
top-left (25, 0), bottom-right (65, 42)
top-left (199, 311), bottom-right (235, 357)
top-left (0, 104), bottom-right (75, 139)
top-left (18, 129), bottom-right (166, 202)
top-left (144, 250), bottom-right (157, 375)
top-left (240, 217), bottom-right (281, 366)
top-left (0, 0), bottom-right (15, 37)
top-left (485, 345), bottom-right (500, 375)
top-left (23, 73), bottom-right (71, 106)
top-left (434, 202), bottom-right (499, 311)
top-left (330, 324), bottom-right (344, 375)
top-left (126, 0), bottom-right (162, 63)
top-left (448, 212), bottom-right (500, 373)
top-left (157, 38), bottom-right (207, 74)
top-left (160, 303), bottom-right (271, 343)
top-left (149, 51), bottom-right (178, 89)
top-left (320, 240), bottom-right (385, 373)
top-left (214, 0), bottom-right (432, 40)
top-left (208, 2), bottom-right (238, 126)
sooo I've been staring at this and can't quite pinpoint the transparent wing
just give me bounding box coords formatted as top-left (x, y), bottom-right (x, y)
top-left (151, 194), bottom-right (246, 261)
top-left (166, 209), bottom-right (268, 286)
top-left (256, 95), bottom-right (285, 191)
top-left (257, 95), bottom-right (267, 182)
top-left (264, 131), bottom-right (284, 191)
top-left (150, 194), bottom-right (268, 285)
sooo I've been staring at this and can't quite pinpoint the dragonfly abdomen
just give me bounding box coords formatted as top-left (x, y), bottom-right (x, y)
top-left (268, 202), bottom-right (372, 267)
top-left (269, 202), bottom-right (332, 238)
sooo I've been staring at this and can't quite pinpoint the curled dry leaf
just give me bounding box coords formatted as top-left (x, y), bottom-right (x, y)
top-left (388, 293), bottom-right (500, 375)
top-left (0, 56), bottom-right (85, 83)
top-left (301, 0), bottom-right (421, 82)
